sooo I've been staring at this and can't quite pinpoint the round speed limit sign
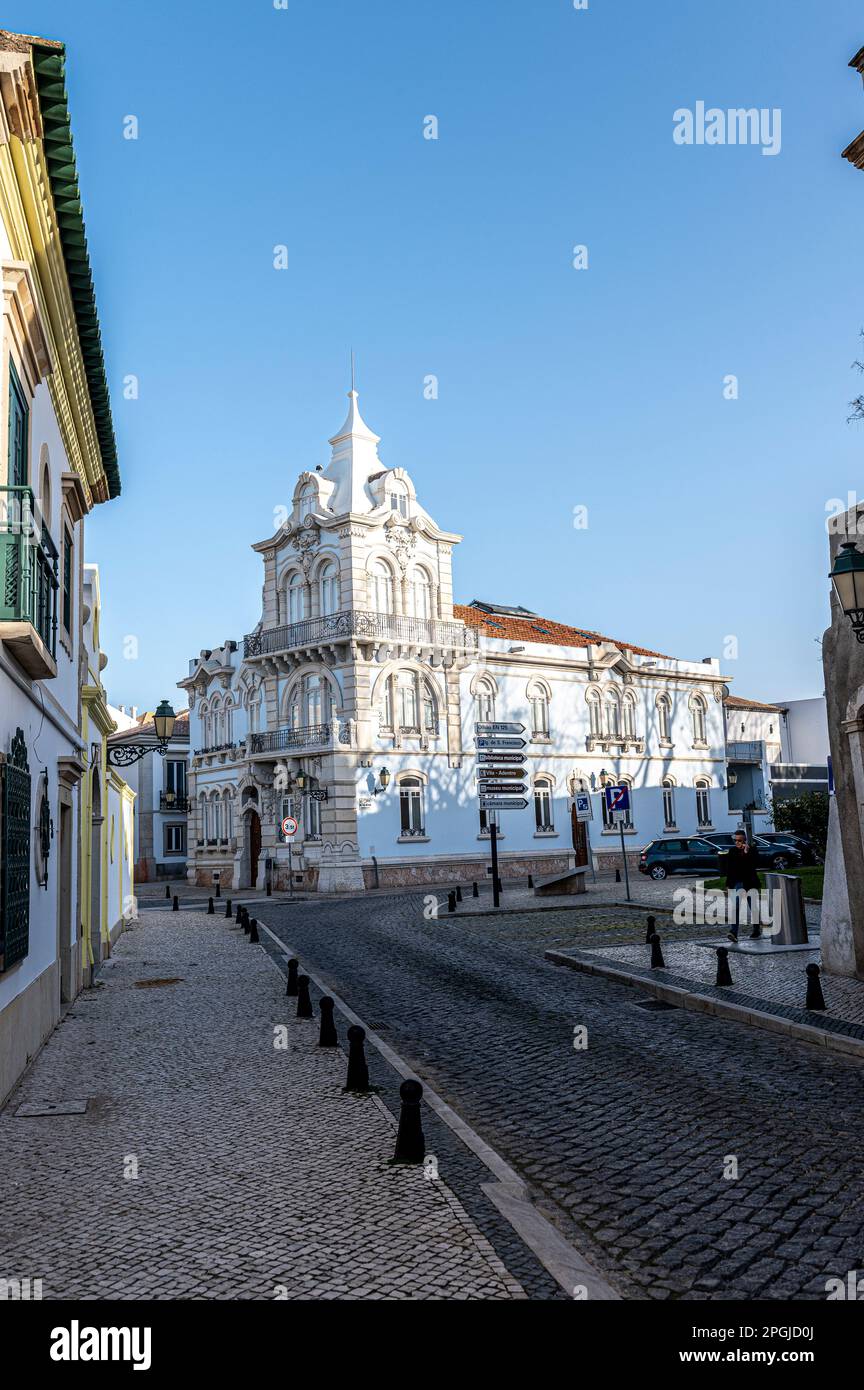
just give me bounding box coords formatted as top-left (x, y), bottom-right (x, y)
top-left (280, 816), bottom-right (299, 839)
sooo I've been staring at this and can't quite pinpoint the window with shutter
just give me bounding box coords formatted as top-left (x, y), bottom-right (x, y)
top-left (0, 727), bottom-right (31, 971)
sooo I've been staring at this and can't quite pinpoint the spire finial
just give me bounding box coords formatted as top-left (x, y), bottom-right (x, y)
top-left (350, 349), bottom-right (356, 394)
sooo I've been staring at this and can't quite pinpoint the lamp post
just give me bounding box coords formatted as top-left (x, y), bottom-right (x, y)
top-left (108, 700), bottom-right (177, 766)
top-left (830, 540), bottom-right (864, 642)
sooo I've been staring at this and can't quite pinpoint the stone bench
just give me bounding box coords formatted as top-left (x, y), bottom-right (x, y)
top-left (533, 866), bottom-right (588, 896)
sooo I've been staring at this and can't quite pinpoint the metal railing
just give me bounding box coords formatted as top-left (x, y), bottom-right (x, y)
top-left (0, 486), bottom-right (58, 657)
top-left (248, 723), bottom-right (332, 755)
top-left (727, 741), bottom-right (765, 763)
top-left (244, 609), bottom-right (479, 659)
top-left (159, 793), bottom-right (189, 811)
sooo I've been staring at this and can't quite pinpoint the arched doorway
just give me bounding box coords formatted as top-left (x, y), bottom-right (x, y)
top-left (571, 803), bottom-right (589, 867)
top-left (246, 809), bottom-right (261, 889)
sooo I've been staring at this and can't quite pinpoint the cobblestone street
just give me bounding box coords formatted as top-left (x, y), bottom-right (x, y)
top-left (0, 909), bottom-right (529, 1301)
top-left (259, 891), bottom-right (864, 1301)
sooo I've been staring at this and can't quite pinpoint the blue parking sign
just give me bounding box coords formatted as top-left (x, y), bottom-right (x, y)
top-left (604, 784), bottom-right (630, 813)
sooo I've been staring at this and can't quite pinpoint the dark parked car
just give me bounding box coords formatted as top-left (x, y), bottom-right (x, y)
top-left (700, 832), bottom-right (802, 872)
top-left (638, 838), bottom-right (723, 879)
top-left (759, 832), bottom-right (823, 866)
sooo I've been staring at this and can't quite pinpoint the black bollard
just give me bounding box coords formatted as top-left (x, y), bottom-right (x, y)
top-left (207, 897), bottom-right (214, 915)
top-left (615, 868), bottom-right (622, 883)
top-left (805, 963), bottom-right (826, 1011)
top-left (447, 891), bottom-right (456, 913)
top-left (318, 996), bottom-right (338, 1047)
top-left (286, 958), bottom-right (299, 996)
top-left (296, 974), bottom-right (313, 1019)
top-left (266, 880), bottom-right (272, 897)
top-left (215, 882), bottom-right (221, 898)
top-left (495, 876), bottom-right (502, 896)
top-left (172, 895), bottom-right (179, 912)
top-left (165, 884), bottom-right (171, 900)
top-left (649, 933), bottom-right (665, 968)
top-left (225, 898), bottom-right (232, 919)
top-left (392, 1079), bottom-right (425, 1164)
top-left (645, 913), bottom-right (656, 944)
top-left (241, 907), bottom-right (250, 934)
top-left (528, 873), bottom-right (534, 888)
top-left (248, 918), bottom-right (259, 943)
top-left (456, 885), bottom-right (463, 903)
top-left (472, 881), bottom-right (479, 898)
top-left (715, 947), bottom-right (733, 987)
top-left (235, 902), bottom-right (243, 924)
top-left (345, 1025), bottom-right (371, 1092)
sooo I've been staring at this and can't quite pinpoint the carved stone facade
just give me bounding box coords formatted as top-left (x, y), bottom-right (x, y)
top-left (180, 388), bottom-right (733, 893)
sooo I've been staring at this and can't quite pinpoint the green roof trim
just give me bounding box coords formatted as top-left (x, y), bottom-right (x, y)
top-left (30, 42), bottom-right (120, 499)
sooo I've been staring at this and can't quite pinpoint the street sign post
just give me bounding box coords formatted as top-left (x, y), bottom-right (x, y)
top-left (474, 722), bottom-right (526, 736)
top-left (573, 793), bottom-right (592, 823)
top-left (474, 724), bottom-right (530, 909)
top-left (478, 784), bottom-right (527, 796)
top-left (603, 784), bottom-right (632, 902)
top-left (280, 816), bottom-right (299, 900)
top-left (477, 752), bottom-right (526, 764)
top-left (479, 797), bottom-right (529, 810)
top-left (474, 736), bottom-right (527, 750)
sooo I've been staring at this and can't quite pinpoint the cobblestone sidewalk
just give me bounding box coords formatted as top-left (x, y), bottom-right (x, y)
top-left (0, 910), bottom-right (526, 1300)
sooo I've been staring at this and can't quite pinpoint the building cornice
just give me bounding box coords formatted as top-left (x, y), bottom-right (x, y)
top-left (0, 35), bottom-right (119, 503)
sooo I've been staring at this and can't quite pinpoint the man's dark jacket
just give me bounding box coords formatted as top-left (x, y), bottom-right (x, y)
top-left (722, 844), bottom-right (760, 890)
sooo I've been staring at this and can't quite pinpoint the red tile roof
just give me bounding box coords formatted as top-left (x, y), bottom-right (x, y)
top-left (723, 695), bottom-right (781, 712)
top-left (453, 604), bottom-right (671, 659)
top-left (109, 710), bottom-right (189, 742)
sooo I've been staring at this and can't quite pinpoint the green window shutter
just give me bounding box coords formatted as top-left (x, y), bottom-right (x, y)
top-left (0, 727), bottom-right (31, 972)
top-left (8, 360), bottom-right (29, 489)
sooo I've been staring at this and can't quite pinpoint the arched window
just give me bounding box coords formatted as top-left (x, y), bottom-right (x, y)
top-left (211, 696), bottom-right (222, 746)
top-left (690, 693), bottom-right (708, 746)
top-left (294, 674), bottom-right (329, 728)
top-left (387, 479), bottom-right (409, 519)
top-left (412, 567), bottom-right (432, 620)
top-left (298, 482), bottom-right (317, 518)
top-left (199, 701), bottom-right (211, 748)
top-left (208, 791), bottom-right (221, 842)
top-left (198, 792), bottom-right (208, 842)
top-left (622, 692), bottom-right (636, 738)
top-left (397, 671), bottom-right (418, 730)
top-left (533, 777), bottom-right (554, 832)
top-left (604, 690), bottom-right (621, 738)
top-left (695, 778), bottom-right (712, 828)
top-left (662, 777), bottom-right (676, 830)
top-left (586, 687), bottom-right (602, 737)
top-left (287, 571), bottom-right (306, 625)
top-left (246, 687), bottom-right (261, 734)
top-left (370, 560), bottom-right (394, 614)
top-left (527, 681), bottom-right (550, 738)
top-left (223, 697), bottom-right (233, 744)
top-left (475, 677), bottom-right (496, 725)
top-left (222, 790), bottom-right (234, 840)
top-left (399, 776), bottom-right (425, 836)
top-left (40, 452), bottom-right (51, 535)
top-left (656, 693), bottom-right (672, 743)
top-left (320, 561), bottom-right (339, 616)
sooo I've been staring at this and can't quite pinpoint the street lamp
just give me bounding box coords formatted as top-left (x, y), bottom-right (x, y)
top-left (372, 767), bottom-right (391, 796)
top-left (830, 540), bottom-right (864, 642)
top-left (108, 700), bottom-right (177, 766)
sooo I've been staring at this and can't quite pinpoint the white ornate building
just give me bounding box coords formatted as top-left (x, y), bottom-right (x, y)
top-left (179, 387), bottom-right (733, 893)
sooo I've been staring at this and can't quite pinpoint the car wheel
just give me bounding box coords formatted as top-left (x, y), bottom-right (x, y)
top-left (772, 855), bottom-right (790, 871)
top-left (650, 865), bottom-right (667, 880)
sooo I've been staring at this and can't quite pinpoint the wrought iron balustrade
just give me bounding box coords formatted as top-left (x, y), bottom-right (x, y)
top-left (0, 486), bottom-right (58, 658)
top-left (249, 723), bottom-right (332, 755)
top-left (244, 609), bottom-right (478, 659)
top-left (159, 792), bottom-right (189, 811)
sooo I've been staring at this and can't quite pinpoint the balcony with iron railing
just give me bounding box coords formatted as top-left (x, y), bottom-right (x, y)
top-left (248, 723), bottom-right (335, 757)
top-left (159, 792), bottom-right (189, 812)
top-left (0, 486), bottom-right (59, 678)
top-left (244, 609), bottom-right (479, 660)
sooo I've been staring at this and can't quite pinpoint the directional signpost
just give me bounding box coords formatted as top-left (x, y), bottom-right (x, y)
top-left (473, 724), bottom-right (528, 907)
top-left (603, 784), bottom-right (632, 901)
top-left (281, 815), bottom-right (299, 900)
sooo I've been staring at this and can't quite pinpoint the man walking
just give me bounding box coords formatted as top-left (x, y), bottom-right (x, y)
top-left (724, 829), bottom-right (761, 942)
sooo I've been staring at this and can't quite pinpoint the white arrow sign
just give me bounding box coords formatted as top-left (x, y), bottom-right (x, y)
top-left (477, 752), bottom-right (526, 764)
top-left (479, 796), bottom-right (529, 810)
top-left (475, 722), bottom-right (525, 735)
top-left (475, 737), bottom-right (527, 750)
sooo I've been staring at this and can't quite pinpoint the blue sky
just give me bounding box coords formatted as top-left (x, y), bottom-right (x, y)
top-left (9, 0), bottom-right (864, 709)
